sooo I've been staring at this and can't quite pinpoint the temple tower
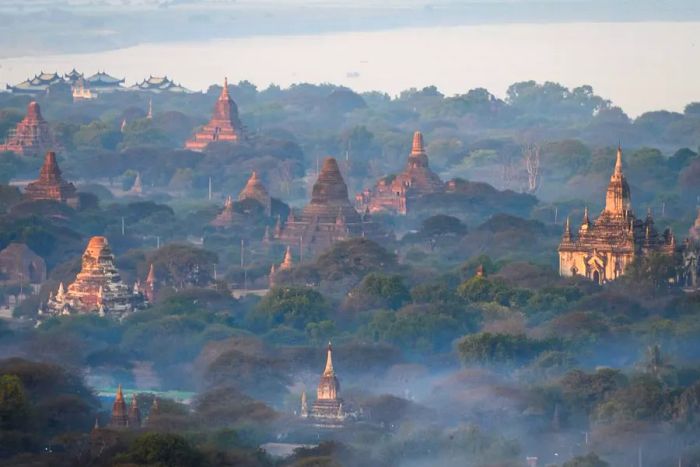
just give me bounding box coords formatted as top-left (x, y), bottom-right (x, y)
top-left (110, 385), bottom-right (129, 427)
top-left (128, 394), bottom-right (141, 428)
top-left (185, 78), bottom-right (243, 151)
top-left (558, 146), bottom-right (675, 284)
top-left (24, 151), bottom-right (78, 206)
top-left (239, 171), bottom-right (272, 215)
top-left (0, 101), bottom-right (55, 156)
top-left (309, 342), bottom-right (346, 423)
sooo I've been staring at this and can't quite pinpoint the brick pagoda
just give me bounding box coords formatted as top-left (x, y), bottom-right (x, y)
top-left (185, 78), bottom-right (243, 151)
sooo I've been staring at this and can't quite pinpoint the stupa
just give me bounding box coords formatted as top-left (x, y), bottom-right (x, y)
top-left (558, 146), bottom-right (676, 284)
top-left (0, 101), bottom-right (55, 156)
top-left (210, 195), bottom-right (236, 228)
top-left (110, 385), bottom-right (129, 427)
top-left (268, 246), bottom-right (294, 287)
top-left (302, 342), bottom-right (346, 425)
top-left (239, 171), bottom-right (272, 215)
top-left (24, 151), bottom-right (79, 206)
top-left (42, 236), bottom-right (145, 319)
top-left (356, 131), bottom-right (445, 215)
top-left (274, 157), bottom-right (390, 255)
top-left (128, 394), bottom-right (141, 428)
top-left (185, 78), bottom-right (243, 151)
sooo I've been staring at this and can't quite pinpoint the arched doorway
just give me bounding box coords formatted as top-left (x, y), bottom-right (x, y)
top-left (593, 270), bottom-right (601, 284)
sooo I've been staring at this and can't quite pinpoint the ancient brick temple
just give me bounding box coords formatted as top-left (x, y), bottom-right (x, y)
top-left (268, 246), bottom-right (294, 287)
top-left (110, 385), bottom-right (129, 427)
top-left (42, 236), bottom-right (145, 319)
top-left (185, 78), bottom-right (243, 151)
top-left (558, 146), bottom-right (676, 284)
top-left (210, 195), bottom-right (236, 228)
top-left (274, 157), bottom-right (390, 255)
top-left (24, 151), bottom-right (79, 206)
top-left (301, 342), bottom-right (346, 425)
top-left (356, 131), bottom-right (445, 215)
top-left (239, 171), bottom-right (272, 215)
top-left (0, 243), bottom-right (46, 285)
top-left (0, 101), bottom-right (55, 156)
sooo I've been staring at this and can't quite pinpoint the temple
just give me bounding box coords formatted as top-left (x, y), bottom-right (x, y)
top-left (210, 196), bottom-right (236, 228)
top-left (128, 394), bottom-right (142, 428)
top-left (6, 72), bottom-right (64, 95)
top-left (185, 78), bottom-right (243, 151)
top-left (274, 157), bottom-right (390, 255)
top-left (131, 76), bottom-right (191, 93)
top-left (41, 236), bottom-right (146, 319)
top-left (24, 151), bottom-right (79, 206)
top-left (558, 146), bottom-right (676, 284)
top-left (0, 102), bottom-right (55, 156)
top-left (84, 72), bottom-right (125, 92)
top-left (110, 385), bottom-right (129, 427)
top-left (269, 246), bottom-right (294, 287)
top-left (0, 243), bottom-right (46, 285)
top-left (239, 171), bottom-right (272, 216)
top-left (302, 342), bottom-right (346, 425)
top-left (356, 131), bottom-right (445, 215)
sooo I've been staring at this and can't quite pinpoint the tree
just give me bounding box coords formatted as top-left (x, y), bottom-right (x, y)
top-left (148, 244), bottom-right (218, 289)
top-left (343, 273), bottom-right (410, 311)
top-left (457, 333), bottom-right (555, 365)
top-left (0, 375), bottom-right (29, 430)
top-left (120, 433), bottom-right (205, 467)
top-left (315, 239), bottom-right (397, 281)
top-left (562, 453), bottom-right (610, 467)
top-left (250, 286), bottom-right (328, 330)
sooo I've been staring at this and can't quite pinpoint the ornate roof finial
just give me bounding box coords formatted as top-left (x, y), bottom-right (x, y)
top-left (614, 143), bottom-right (624, 177)
top-left (280, 245), bottom-right (293, 270)
top-left (411, 131), bottom-right (425, 155)
top-left (116, 384), bottom-right (124, 402)
top-left (221, 77), bottom-right (230, 100)
top-left (583, 206), bottom-right (590, 224)
top-left (323, 341), bottom-right (334, 376)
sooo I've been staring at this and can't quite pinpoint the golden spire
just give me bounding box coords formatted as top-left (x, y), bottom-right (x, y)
top-left (221, 77), bottom-right (230, 100)
top-left (280, 245), bottom-right (293, 270)
top-left (411, 131), bottom-right (425, 155)
top-left (116, 384), bottom-right (124, 402)
top-left (146, 264), bottom-right (155, 284)
top-left (614, 144), bottom-right (623, 177)
top-left (323, 341), bottom-right (334, 376)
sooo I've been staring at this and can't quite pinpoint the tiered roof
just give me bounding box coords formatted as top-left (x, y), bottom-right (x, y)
top-left (185, 78), bottom-right (243, 151)
top-left (132, 75), bottom-right (191, 93)
top-left (0, 101), bottom-right (55, 156)
top-left (24, 151), bottom-right (78, 204)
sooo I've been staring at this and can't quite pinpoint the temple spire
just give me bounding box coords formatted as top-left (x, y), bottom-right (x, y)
top-left (280, 245), bottom-right (293, 270)
top-left (221, 77), bottom-right (230, 100)
top-left (323, 341), bottom-right (334, 376)
top-left (614, 143), bottom-right (623, 177)
top-left (411, 131), bottom-right (425, 155)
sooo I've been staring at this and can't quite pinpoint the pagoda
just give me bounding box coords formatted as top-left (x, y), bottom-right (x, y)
top-left (303, 342), bottom-right (346, 425)
top-left (0, 101), bottom-right (55, 156)
top-left (558, 146), bottom-right (676, 284)
top-left (239, 171), bottom-right (272, 215)
top-left (128, 394), bottom-right (142, 428)
top-left (42, 236), bottom-right (145, 319)
top-left (110, 385), bottom-right (129, 427)
top-left (210, 195), bottom-right (237, 228)
top-left (185, 78), bottom-right (243, 151)
top-left (24, 151), bottom-right (79, 206)
top-left (356, 131), bottom-right (445, 215)
top-left (274, 157), bottom-right (390, 255)
top-left (144, 264), bottom-right (156, 303)
top-left (269, 246), bottom-right (294, 287)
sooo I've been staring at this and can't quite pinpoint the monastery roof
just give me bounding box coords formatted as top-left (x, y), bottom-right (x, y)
top-left (86, 72), bottom-right (125, 86)
top-left (132, 76), bottom-right (191, 93)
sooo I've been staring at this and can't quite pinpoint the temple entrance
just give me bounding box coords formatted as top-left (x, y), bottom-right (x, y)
top-left (593, 270), bottom-right (601, 284)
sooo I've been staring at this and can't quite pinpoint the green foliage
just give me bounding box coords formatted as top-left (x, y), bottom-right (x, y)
top-left (315, 239), bottom-right (397, 281)
top-left (250, 286), bottom-right (328, 331)
top-left (120, 432), bottom-right (206, 467)
top-left (562, 453), bottom-right (610, 467)
top-left (0, 375), bottom-right (29, 430)
top-left (344, 273), bottom-right (410, 311)
top-left (457, 332), bottom-right (556, 365)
